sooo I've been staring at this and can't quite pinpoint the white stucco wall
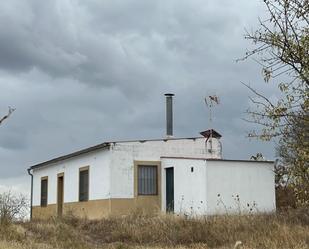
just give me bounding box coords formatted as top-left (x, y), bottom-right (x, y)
top-left (206, 160), bottom-right (276, 214)
top-left (161, 158), bottom-right (275, 215)
top-left (109, 138), bottom-right (211, 198)
top-left (32, 137), bottom-right (213, 205)
top-left (161, 158), bottom-right (207, 215)
top-left (32, 148), bottom-right (111, 206)
top-left (31, 138), bottom-right (275, 216)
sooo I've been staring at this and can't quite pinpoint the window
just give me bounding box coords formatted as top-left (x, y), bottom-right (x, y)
top-left (79, 168), bottom-right (89, 201)
top-left (41, 177), bottom-right (48, 207)
top-left (138, 165), bottom-right (157, 195)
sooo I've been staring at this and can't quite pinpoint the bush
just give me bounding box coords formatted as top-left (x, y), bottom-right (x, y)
top-left (276, 185), bottom-right (297, 209)
top-left (0, 191), bottom-right (28, 225)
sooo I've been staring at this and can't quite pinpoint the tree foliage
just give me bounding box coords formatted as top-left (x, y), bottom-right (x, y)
top-left (277, 112), bottom-right (309, 206)
top-left (243, 0), bottom-right (309, 206)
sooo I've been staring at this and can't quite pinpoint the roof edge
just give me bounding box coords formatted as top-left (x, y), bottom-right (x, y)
top-left (105, 136), bottom-right (203, 143)
top-left (160, 156), bottom-right (274, 163)
top-left (28, 136), bottom-right (205, 171)
top-left (29, 142), bottom-right (110, 170)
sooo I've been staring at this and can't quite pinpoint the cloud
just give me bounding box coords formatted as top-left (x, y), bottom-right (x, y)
top-left (0, 0), bottom-right (260, 91)
top-left (0, 0), bottom-right (277, 187)
top-left (0, 175), bottom-right (30, 196)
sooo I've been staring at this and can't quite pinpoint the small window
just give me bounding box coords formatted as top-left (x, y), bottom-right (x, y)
top-left (79, 168), bottom-right (89, 202)
top-left (138, 165), bottom-right (157, 195)
top-left (41, 178), bottom-right (48, 207)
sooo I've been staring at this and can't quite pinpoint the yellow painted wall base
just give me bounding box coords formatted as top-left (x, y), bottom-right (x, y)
top-left (64, 199), bottom-right (111, 219)
top-left (32, 204), bottom-right (57, 220)
top-left (32, 197), bottom-right (161, 220)
top-left (110, 197), bottom-right (160, 216)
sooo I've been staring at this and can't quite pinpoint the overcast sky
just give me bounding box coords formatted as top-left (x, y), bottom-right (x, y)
top-left (0, 0), bottom-right (278, 194)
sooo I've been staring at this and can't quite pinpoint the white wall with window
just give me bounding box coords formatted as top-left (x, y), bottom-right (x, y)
top-left (109, 138), bottom-right (207, 198)
top-left (32, 148), bottom-right (110, 206)
top-left (31, 138), bottom-right (275, 216)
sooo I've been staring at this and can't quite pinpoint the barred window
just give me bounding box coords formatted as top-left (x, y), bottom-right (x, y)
top-left (79, 169), bottom-right (89, 202)
top-left (138, 165), bottom-right (157, 195)
top-left (41, 178), bottom-right (48, 207)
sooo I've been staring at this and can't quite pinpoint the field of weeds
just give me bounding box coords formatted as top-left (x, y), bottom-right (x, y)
top-left (0, 209), bottom-right (309, 249)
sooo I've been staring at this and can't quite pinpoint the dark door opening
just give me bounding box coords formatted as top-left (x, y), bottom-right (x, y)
top-left (57, 175), bottom-right (64, 216)
top-left (166, 167), bottom-right (174, 212)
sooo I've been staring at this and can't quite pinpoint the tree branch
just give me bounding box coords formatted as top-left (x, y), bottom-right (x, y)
top-left (0, 107), bottom-right (15, 125)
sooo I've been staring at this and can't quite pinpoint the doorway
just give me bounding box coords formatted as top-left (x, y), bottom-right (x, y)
top-left (57, 174), bottom-right (64, 216)
top-left (165, 167), bottom-right (174, 212)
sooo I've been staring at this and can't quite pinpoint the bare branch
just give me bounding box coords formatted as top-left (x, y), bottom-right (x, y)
top-left (0, 107), bottom-right (15, 125)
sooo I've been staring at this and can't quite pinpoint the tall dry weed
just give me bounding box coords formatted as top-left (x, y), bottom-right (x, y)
top-left (0, 209), bottom-right (308, 249)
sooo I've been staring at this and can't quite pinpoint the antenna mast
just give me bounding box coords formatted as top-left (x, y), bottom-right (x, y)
top-left (204, 94), bottom-right (220, 153)
top-left (204, 95), bottom-right (220, 126)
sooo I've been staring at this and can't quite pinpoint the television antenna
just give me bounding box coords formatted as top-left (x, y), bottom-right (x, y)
top-left (204, 95), bottom-right (220, 125)
top-left (204, 94), bottom-right (220, 155)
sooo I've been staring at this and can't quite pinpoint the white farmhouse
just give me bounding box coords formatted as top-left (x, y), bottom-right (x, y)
top-left (27, 94), bottom-right (276, 219)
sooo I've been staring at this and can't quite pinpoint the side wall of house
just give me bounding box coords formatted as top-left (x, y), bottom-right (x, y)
top-left (32, 148), bottom-right (111, 219)
top-left (206, 160), bottom-right (276, 214)
top-left (161, 158), bottom-right (207, 215)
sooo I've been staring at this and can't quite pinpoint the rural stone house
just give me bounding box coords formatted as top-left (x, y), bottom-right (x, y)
top-left (27, 94), bottom-right (276, 219)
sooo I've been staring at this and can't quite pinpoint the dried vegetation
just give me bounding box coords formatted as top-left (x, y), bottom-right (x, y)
top-left (0, 209), bottom-right (309, 249)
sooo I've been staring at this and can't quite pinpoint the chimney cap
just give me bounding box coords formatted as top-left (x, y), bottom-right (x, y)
top-left (200, 129), bottom-right (222, 139)
top-left (164, 93), bottom-right (175, 97)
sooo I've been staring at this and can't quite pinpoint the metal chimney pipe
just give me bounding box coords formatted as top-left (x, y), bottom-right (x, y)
top-left (165, 93), bottom-right (174, 138)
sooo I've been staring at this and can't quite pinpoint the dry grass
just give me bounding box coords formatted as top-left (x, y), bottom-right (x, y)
top-left (0, 209), bottom-right (309, 249)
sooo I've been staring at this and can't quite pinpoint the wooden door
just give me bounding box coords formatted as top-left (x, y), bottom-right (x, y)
top-left (57, 175), bottom-right (64, 216)
top-left (166, 167), bottom-right (174, 212)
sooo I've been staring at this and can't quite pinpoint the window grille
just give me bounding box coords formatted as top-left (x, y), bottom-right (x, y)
top-left (79, 169), bottom-right (89, 201)
top-left (138, 165), bottom-right (157, 195)
top-left (41, 178), bottom-right (48, 207)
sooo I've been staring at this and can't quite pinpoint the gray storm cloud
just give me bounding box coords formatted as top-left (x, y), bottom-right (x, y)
top-left (0, 0), bottom-right (275, 182)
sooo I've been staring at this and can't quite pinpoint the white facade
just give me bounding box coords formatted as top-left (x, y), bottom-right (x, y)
top-left (161, 158), bottom-right (208, 215)
top-left (32, 137), bottom-right (211, 206)
top-left (31, 136), bottom-right (276, 216)
top-left (32, 149), bottom-right (111, 206)
top-left (109, 137), bottom-right (216, 198)
top-left (206, 160), bottom-right (275, 214)
top-left (161, 158), bottom-right (275, 215)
